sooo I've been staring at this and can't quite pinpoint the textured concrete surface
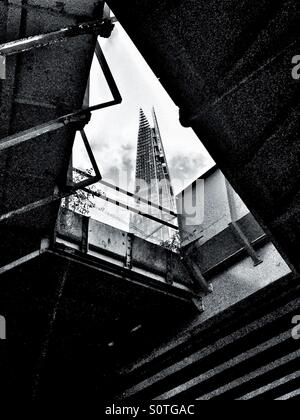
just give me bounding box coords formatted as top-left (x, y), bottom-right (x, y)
top-left (0, 247), bottom-right (196, 401)
top-left (107, 0), bottom-right (300, 271)
top-left (116, 273), bottom-right (300, 401)
top-left (0, 0), bottom-right (103, 234)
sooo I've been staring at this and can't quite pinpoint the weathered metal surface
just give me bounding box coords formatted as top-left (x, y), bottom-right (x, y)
top-left (89, 217), bottom-right (128, 259)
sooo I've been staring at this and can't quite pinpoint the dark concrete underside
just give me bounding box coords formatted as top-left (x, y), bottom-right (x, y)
top-left (107, 0), bottom-right (300, 271)
top-left (115, 272), bottom-right (300, 401)
top-left (0, 0), bottom-right (103, 233)
top-left (0, 250), bottom-right (195, 401)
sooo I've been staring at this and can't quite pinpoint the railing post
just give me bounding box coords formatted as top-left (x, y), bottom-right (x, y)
top-left (81, 216), bottom-right (90, 254)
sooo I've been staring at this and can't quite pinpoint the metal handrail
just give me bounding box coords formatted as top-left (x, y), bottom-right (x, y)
top-left (82, 186), bottom-right (179, 231)
top-left (73, 168), bottom-right (178, 218)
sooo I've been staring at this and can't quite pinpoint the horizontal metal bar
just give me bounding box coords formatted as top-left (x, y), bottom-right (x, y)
top-left (0, 250), bottom-right (41, 276)
top-left (0, 191), bottom-right (61, 223)
top-left (74, 168), bottom-right (178, 217)
top-left (0, 121), bottom-right (64, 151)
top-left (0, 20), bottom-right (114, 57)
top-left (0, 181), bottom-right (97, 223)
top-left (0, 239), bottom-right (49, 276)
top-left (0, 101), bottom-right (121, 153)
top-left (0, 100), bottom-right (117, 152)
top-left (100, 180), bottom-right (178, 217)
top-left (0, 113), bottom-right (89, 152)
top-left (72, 177), bottom-right (100, 191)
top-left (83, 99), bottom-right (121, 113)
top-left (82, 187), bottom-right (179, 230)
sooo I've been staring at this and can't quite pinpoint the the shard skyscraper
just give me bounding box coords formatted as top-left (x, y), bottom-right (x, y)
top-left (130, 108), bottom-right (176, 244)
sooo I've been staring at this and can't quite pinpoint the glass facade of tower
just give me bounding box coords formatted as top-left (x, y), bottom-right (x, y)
top-left (130, 108), bottom-right (177, 245)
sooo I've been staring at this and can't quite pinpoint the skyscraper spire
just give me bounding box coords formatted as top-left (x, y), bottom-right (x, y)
top-left (130, 107), bottom-right (176, 244)
top-left (139, 108), bottom-right (149, 123)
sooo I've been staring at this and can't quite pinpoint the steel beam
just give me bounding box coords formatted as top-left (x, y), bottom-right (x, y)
top-left (74, 168), bottom-right (178, 218)
top-left (48, 247), bottom-right (195, 304)
top-left (82, 187), bottom-right (179, 230)
top-left (0, 238), bottom-right (50, 276)
top-left (0, 20), bottom-right (114, 58)
top-left (0, 113), bottom-right (89, 152)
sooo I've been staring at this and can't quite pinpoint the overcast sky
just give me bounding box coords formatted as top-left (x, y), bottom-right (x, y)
top-left (73, 22), bottom-right (214, 230)
top-left (74, 22), bottom-right (214, 188)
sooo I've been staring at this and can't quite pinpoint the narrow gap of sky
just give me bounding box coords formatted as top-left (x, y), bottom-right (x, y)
top-left (74, 22), bottom-right (215, 197)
